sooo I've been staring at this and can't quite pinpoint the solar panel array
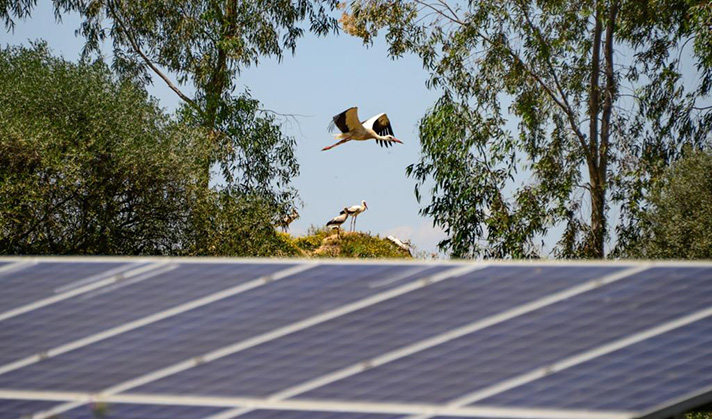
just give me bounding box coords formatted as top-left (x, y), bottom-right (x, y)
top-left (0, 257), bottom-right (711, 419)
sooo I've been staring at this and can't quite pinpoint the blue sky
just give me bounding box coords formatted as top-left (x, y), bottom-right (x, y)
top-left (1, 3), bottom-right (449, 255)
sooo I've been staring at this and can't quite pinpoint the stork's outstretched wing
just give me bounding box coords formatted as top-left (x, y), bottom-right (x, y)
top-left (328, 107), bottom-right (362, 134)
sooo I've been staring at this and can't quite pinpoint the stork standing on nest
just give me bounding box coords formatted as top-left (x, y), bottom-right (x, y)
top-left (322, 107), bottom-right (403, 151)
top-left (341, 200), bottom-right (368, 232)
top-left (326, 208), bottom-right (349, 237)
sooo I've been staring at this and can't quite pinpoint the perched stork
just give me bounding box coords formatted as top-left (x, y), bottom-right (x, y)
top-left (278, 209), bottom-right (299, 232)
top-left (387, 235), bottom-right (412, 255)
top-left (340, 200), bottom-right (368, 232)
top-left (326, 208), bottom-right (349, 237)
top-left (322, 107), bottom-right (403, 151)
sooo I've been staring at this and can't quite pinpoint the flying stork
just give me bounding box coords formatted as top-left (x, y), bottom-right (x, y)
top-left (340, 200), bottom-right (368, 232)
top-left (326, 208), bottom-right (349, 237)
top-left (322, 107), bottom-right (403, 151)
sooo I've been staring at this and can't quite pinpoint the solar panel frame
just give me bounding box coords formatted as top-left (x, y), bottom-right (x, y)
top-left (0, 391), bottom-right (633, 419)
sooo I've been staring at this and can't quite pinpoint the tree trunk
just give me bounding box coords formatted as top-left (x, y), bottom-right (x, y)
top-left (594, 0), bottom-right (619, 258)
top-left (587, 3), bottom-right (605, 258)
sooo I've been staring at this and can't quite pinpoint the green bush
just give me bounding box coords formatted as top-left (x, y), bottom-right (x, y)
top-left (0, 43), bottom-right (209, 255)
top-left (625, 149), bottom-right (712, 259)
top-left (292, 227), bottom-right (332, 252)
top-left (0, 43), bottom-right (298, 257)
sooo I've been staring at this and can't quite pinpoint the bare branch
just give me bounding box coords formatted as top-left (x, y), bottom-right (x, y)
top-left (413, 0), bottom-right (466, 26)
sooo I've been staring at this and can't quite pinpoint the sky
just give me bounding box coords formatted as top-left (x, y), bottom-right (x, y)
top-left (1, 3), bottom-right (449, 256)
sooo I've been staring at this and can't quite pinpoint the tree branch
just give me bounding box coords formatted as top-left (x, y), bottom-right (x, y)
top-left (106, 0), bottom-right (202, 115)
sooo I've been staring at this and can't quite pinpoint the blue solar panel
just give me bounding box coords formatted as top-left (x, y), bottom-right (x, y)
top-left (0, 262), bottom-right (293, 367)
top-left (298, 267), bottom-right (712, 404)
top-left (1, 260), bottom-right (711, 419)
top-left (134, 265), bottom-right (626, 397)
top-left (0, 261), bottom-right (137, 313)
top-left (0, 264), bottom-right (448, 391)
top-left (477, 315), bottom-right (712, 411)
top-left (0, 398), bottom-right (59, 419)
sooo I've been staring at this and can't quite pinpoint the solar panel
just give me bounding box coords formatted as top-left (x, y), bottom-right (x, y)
top-left (299, 267), bottom-right (712, 404)
top-left (478, 315), bottom-right (712, 411)
top-left (0, 261), bottom-right (300, 368)
top-left (0, 399), bottom-right (59, 419)
top-left (60, 402), bottom-right (227, 419)
top-left (0, 258), bottom-right (710, 419)
top-left (133, 265), bottom-right (627, 398)
top-left (0, 261), bottom-right (139, 313)
top-left (0, 263), bottom-right (450, 391)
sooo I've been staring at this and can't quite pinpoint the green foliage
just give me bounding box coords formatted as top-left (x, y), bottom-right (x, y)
top-left (0, 43), bottom-right (208, 255)
top-left (0, 43), bottom-right (299, 257)
top-left (187, 191), bottom-right (303, 257)
top-left (333, 232), bottom-right (411, 258)
top-left (623, 149), bottom-right (712, 259)
top-left (343, 0), bottom-right (712, 259)
top-left (290, 227), bottom-right (412, 258)
top-left (179, 90), bottom-right (300, 212)
top-left (311, 229), bottom-right (411, 259)
top-left (1, 0), bottom-right (339, 222)
top-left (293, 227), bottom-right (332, 252)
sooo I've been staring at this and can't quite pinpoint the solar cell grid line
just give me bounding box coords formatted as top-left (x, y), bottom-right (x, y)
top-left (0, 260), bottom-right (28, 274)
top-left (0, 260), bottom-right (152, 319)
top-left (297, 266), bottom-right (712, 405)
top-left (206, 265), bottom-right (645, 419)
top-left (0, 263), bottom-right (315, 377)
top-left (0, 262), bottom-right (298, 370)
top-left (17, 392), bottom-right (634, 419)
top-left (473, 312), bottom-right (712, 414)
top-left (30, 265), bottom-right (478, 419)
top-left (401, 305), bottom-right (712, 419)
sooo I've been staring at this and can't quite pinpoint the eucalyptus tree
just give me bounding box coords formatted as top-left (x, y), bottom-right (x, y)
top-left (341, 0), bottom-right (711, 258)
top-left (2, 0), bottom-right (340, 209)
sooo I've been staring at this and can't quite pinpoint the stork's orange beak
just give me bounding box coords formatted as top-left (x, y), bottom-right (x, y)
top-left (393, 138), bottom-right (403, 144)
